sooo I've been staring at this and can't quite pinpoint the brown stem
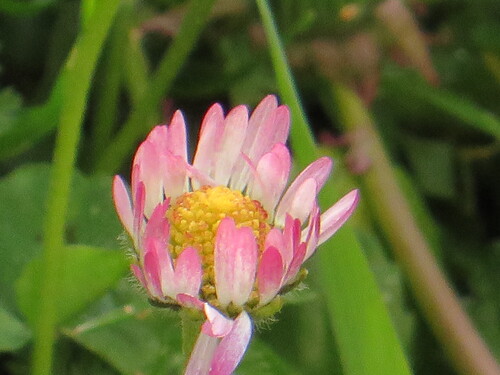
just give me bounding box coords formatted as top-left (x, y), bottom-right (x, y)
top-left (332, 83), bottom-right (500, 375)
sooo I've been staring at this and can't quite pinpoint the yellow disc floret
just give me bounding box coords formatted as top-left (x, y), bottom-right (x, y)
top-left (167, 186), bottom-right (270, 305)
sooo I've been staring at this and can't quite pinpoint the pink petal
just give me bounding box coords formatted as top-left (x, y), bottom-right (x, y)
top-left (177, 293), bottom-right (204, 310)
top-left (282, 215), bottom-right (301, 268)
top-left (131, 264), bottom-right (147, 289)
top-left (193, 103), bottom-right (225, 181)
top-left (231, 104), bottom-right (290, 191)
top-left (214, 218), bottom-right (258, 306)
top-left (303, 203), bottom-right (321, 261)
top-left (209, 311), bottom-right (252, 375)
top-left (275, 157), bottom-right (332, 225)
top-left (112, 176), bottom-right (134, 237)
top-left (248, 143), bottom-right (291, 213)
top-left (145, 237), bottom-right (175, 298)
top-left (167, 110), bottom-right (187, 161)
top-left (284, 242), bottom-right (306, 285)
top-left (202, 304), bottom-right (234, 337)
top-left (143, 199), bottom-right (170, 243)
top-left (214, 105), bottom-right (248, 185)
top-left (277, 178), bottom-right (317, 226)
top-left (185, 333), bottom-right (219, 375)
top-left (161, 151), bottom-right (187, 200)
top-left (133, 181), bottom-right (146, 247)
top-left (257, 247), bottom-right (284, 305)
top-left (264, 228), bottom-right (289, 268)
top-left (143, 248), bottom-right (162, 298)
top-left (318, 189), bottom-right (360, 245)
top-left (173, 247), bottom-right (203, 297)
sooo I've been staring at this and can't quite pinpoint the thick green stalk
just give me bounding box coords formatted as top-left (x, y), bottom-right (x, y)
top-left (96, 0), bottom-right (216, 173)
top-left (32, 2), bottom-right (120, 375)
top-left (332, 83), bottom-right (500, 375)
top-left (257, 2), bottom-right (412, 373)
top-left (256, 0), bottom-right (317, 167)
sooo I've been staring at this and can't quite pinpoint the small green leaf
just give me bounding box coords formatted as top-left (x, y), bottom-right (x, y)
top-left (0, 305), bottom-right (31, 352)
top-left (16, 245), bottom-right (129, 326)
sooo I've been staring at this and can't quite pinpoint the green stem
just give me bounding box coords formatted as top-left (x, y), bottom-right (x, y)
top-left (256, 0), bottom-right (317, 167)
top-left (332, 83), bottom-right (500, 375)
top-left (32, 2), bottom-right (120, 375)
top-left (90, 2), bottom-right (132, 165)
top-left (180, 309), bottom-right (204, 362)
top-left (95, 0), bottom-right (216, 174)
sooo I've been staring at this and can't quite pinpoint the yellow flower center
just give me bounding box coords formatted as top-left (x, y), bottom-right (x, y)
top-left (167, 185), bottom-right (270, 306)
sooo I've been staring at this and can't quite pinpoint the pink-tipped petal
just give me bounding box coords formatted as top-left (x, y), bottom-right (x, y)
top-left (174, 247), bottom-right (203, 297)
top-left (277, 178), bottom-right (317, 226)
top-left (162, 151), bottom-right (187, 201)
top-left (193, 103), bottom-right (225, 181)
top-left (143, 199), bottom-right (170, 243)
top-left (275, 157), bottom-right (333, 225)
top-left (112, 176), bottom-right (134, 237)
top-left (318, 189), bottom-right (360, 246)
top-left (214, 105), bottom-right (248, 185)
top-left (167, 110), bottom-right (187, 161)
top-left (264, 228), bottom-right (290, 268)
top-left (185, 333), bottom-right (219, 375)
top-left (248, 143), bottom-right (291, 213)
top-left (202, 304), bottom-right (234, 337)
top-left (214, 218), bottom-right (258, 306)
top-left (131, 264), bottom-right (147, 289)
top-left (133, 182), bottom-right (146, 246)
top-left (284, 242), bottom-right (306, 284)
top-left (303, 203), bottom-right (321, 261)
top-left (177, 293), bottom-right (204, 310)
top-left (145, 237), bottom-right (175, 297)
top-left (257, 246), bottom-right (284, 305)
top-left (143, 249), bottom-right (162, 298)
top-left (209, 311), bottom-right (252, 375)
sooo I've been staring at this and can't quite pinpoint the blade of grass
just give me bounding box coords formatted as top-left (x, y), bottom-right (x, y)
top-left (332, 83), bottom-right (500, 375)
top-left (32, 2), bottom-right (120, 375)
top-left (95, 0), bottom-right (216, 174)
top-left (256, 1), bottom-right (413, 374)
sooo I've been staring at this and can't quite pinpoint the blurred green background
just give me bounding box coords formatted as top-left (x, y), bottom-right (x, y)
top-left (0, 0), bottom-right (499, 374)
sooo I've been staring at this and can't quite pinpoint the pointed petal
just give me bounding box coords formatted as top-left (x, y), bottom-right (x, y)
top-left (277, 178), bottom-right (317, 225)
top-left (143, 248), bottom-right (162, 298)
top-left (248, 143), bottom-right (291, 213)
top-left (174, 247), bottom-right (203, 297)
top-left (177, 293), bottom-right (204, 310)
top-left (303, 203), bottom-right (321, 261)
top-left (185, 332), bottom-right (219, 375)
top-left (202, 304), bottom-right (234, 337)
top-left (112, 176), bottom-right (134, 236)
top-left (275, 157), bottom-right (332, 225)
top-left (284, 242), bottom-right (306, 285)
top-left (209, 311), bottom-right (252, 375)
top-left (318, 189), bottom-right (360, 245)
top-left (145, 237), bottom-right (175, 298)
top-left (214, 218), bottom-right (258, 306)
top-left (193, 103), bottom-right (225, 180)
top-left (133, 181), bottom-right (146, 246)
top-left (257, 247), bottom-right (284, 305)
top-left (143, 199), bottom-right (170, 243)
top-left (214, 105), bottom-right (248, 185)
top-left (162, 151), bottom-right (188, 200)
top-left (131, 264), bottom-right (147, 290)
top-left (167, 110), bottom-right (188, 161)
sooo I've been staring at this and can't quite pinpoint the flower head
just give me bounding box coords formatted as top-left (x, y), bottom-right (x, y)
top-left (113, 95), bottom-right (359, 374)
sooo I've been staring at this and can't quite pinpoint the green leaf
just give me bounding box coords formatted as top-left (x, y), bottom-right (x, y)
top-left (16, 245), bottom-right (129, 327)
top-left (0, 164), bottom-right (124, 314)
top-left (64, 293), bottom-right (183, 375)
top-left (402, 136), bottom-right (456, 200)
top-left (0, 305), bottom-right (31, 352)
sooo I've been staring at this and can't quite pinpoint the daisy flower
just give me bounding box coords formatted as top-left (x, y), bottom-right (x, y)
top-left (113, 95), bottom-right (359, 375)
